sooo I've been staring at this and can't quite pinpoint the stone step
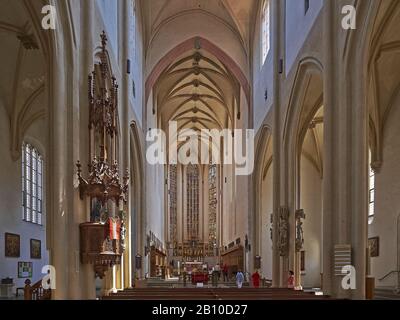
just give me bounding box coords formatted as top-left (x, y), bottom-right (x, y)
top-left (104, 287), bottom-right (331, 300)
top-left (374, 287), bottom-right (400, 300)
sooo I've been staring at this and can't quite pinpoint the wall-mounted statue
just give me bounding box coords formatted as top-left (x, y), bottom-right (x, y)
top-left (120, 220), bottom-right (126, 251)
top-left (295, 209), bottom-right (305, 252)
top-left (269, 213), bottom-right (273, 245)
top-left (90, 199), bottom-right (102, 222)
top-left (102, 236), bottom-right (114, 253)
top-left (278, 207), bottom-right (289, 257)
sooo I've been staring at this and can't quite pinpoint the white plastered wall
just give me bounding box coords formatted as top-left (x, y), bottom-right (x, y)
top-left (0, 103), bottom-right (49, 290)
top-left (369, 95), bottom-right (400, 289)
top-left (300, 154), bottom-right (322, 288)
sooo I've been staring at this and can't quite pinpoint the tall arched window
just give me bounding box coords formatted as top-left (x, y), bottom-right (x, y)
top-left (169, 165), bottom-right (177, 244)
top-left (129, 0), bottom-right (136, 60)
top-left (208, 164), bottom-right (217, 251)
top-left (368, 151), bottom-right (375, 224)
top-left (129, 1), bottom-right (137, 99)
top-left (22, 143), bottom-right (43, 225)
top-left (261, 0), bottom-right (271, 65)
top-left (186, 164), bottom-right (199, 240)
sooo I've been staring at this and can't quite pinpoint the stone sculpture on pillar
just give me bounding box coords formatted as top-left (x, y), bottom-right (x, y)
top-left (278, 206), bottom-right (289, 257)
top-left (295, 209), bottom-right (305, 252)
top-left (269, 213), bottom-right (273, 246)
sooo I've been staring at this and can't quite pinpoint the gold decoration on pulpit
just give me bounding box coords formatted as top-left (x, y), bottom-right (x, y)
top-left (77, 31), bottom-right (129, 278)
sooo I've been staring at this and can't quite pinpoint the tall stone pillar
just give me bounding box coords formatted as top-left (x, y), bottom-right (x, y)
top-left (350, 60), bottom-right (368, 299)
top-left (271, 0), bottom-right (282, 289)
top-left (121, 0), bottom-right (132, 290)
top-left (348, 7), bottom-right (369, 299)
top-left (48, 39), bottom-right (69, 299)
top-left (322, 0), bottom-right (340, 298)
top-left (71, 0), bottom-right (97, 299)
top-left (322, 0), bottom-right (368, 299)
top-left (47, 0), bottom-right (102, 299)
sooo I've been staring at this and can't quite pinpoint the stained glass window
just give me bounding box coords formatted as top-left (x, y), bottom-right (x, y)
top-left (208, 164), bottom-right (217, 252)
top-left (169, 165), bottom-right (177, 244)
top-left (186, 164), bottom-right (199, 240)
top-left (261, 0), bottom-right (270, 65)
top-left (368, 152), bottom-right (375, 225)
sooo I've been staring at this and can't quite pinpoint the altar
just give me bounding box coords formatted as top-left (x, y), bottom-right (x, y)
top-left (191, 272), bottom-right (209, 284)
top-left (181, 261), bottom-right (210, 284)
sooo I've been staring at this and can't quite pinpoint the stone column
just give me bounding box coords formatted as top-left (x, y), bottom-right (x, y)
top-left (322, 0), bottom-right (368, 299)
top-left (121, 0), bottom-right (132, 289)
top-left (48, 37), bottom-right (69, 299)
top-left (349, 12), bottom-right (368, 300)
top-left (322, 0), bottom-right (339, 298)
top-left (72, 0), bottom-right (97, 299)
top-left (271, 0), bottom-right (282, 288)
top-left (47, 0), bottom-right (100, 299)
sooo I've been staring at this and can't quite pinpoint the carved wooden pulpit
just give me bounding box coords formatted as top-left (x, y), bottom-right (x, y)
top-left (76, 32), bottom-right (129, 278)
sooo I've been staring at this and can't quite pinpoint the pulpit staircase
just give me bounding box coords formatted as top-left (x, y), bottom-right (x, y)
top-left (24, 278), bottom-right (51, 300)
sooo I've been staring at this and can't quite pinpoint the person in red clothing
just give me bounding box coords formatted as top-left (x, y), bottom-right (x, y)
top-left (251, 270), bottom-right (260, 288)
top-left (222, 264), bottom-right (229, 282)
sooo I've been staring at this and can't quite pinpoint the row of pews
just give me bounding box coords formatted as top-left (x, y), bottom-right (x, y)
top-left (103, 287), bottom-right (330, 300)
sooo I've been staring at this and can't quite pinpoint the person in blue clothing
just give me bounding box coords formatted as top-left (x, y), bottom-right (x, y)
top-left (236, 269), bottom-right (244, 288)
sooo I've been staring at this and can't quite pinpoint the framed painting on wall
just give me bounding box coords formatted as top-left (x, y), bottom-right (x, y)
top-left (30, 239), bottom-right (41, 259)
top-left (18, 262), bottom-right (33, 278)
top-left (368, 237), bottom-right (379, 257)
top-left (5, 233), bottom-right (20, 257)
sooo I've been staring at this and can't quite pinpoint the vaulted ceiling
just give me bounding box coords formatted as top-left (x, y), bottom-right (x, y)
top-left (0, 0), bottom-right (46, 159)
top-left (302, 106), bottom-right (324, 178)
top-left (367, 1), bottom-right (400, 169)
top-left (142, 0), bottom-right (258, 55)
top-left (154, 46), bottom-right (240, 157)
top-left (144, 0), bottom-right (257, 158)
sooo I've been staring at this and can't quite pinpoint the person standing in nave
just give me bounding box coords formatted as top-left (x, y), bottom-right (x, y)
top-left (222, 263), bottom-right (229, 282)
top-left (236, 269), bottom-right (244, 288)
top-left (252, 270), bottom-right (260, 288)
top-left (214, 263), bottom-right (221, 280)
top-left (287, 270), bottom-right (295, 289)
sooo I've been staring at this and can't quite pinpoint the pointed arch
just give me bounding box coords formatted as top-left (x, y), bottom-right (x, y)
top-left (130, 120), bottom-right (145, 280)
